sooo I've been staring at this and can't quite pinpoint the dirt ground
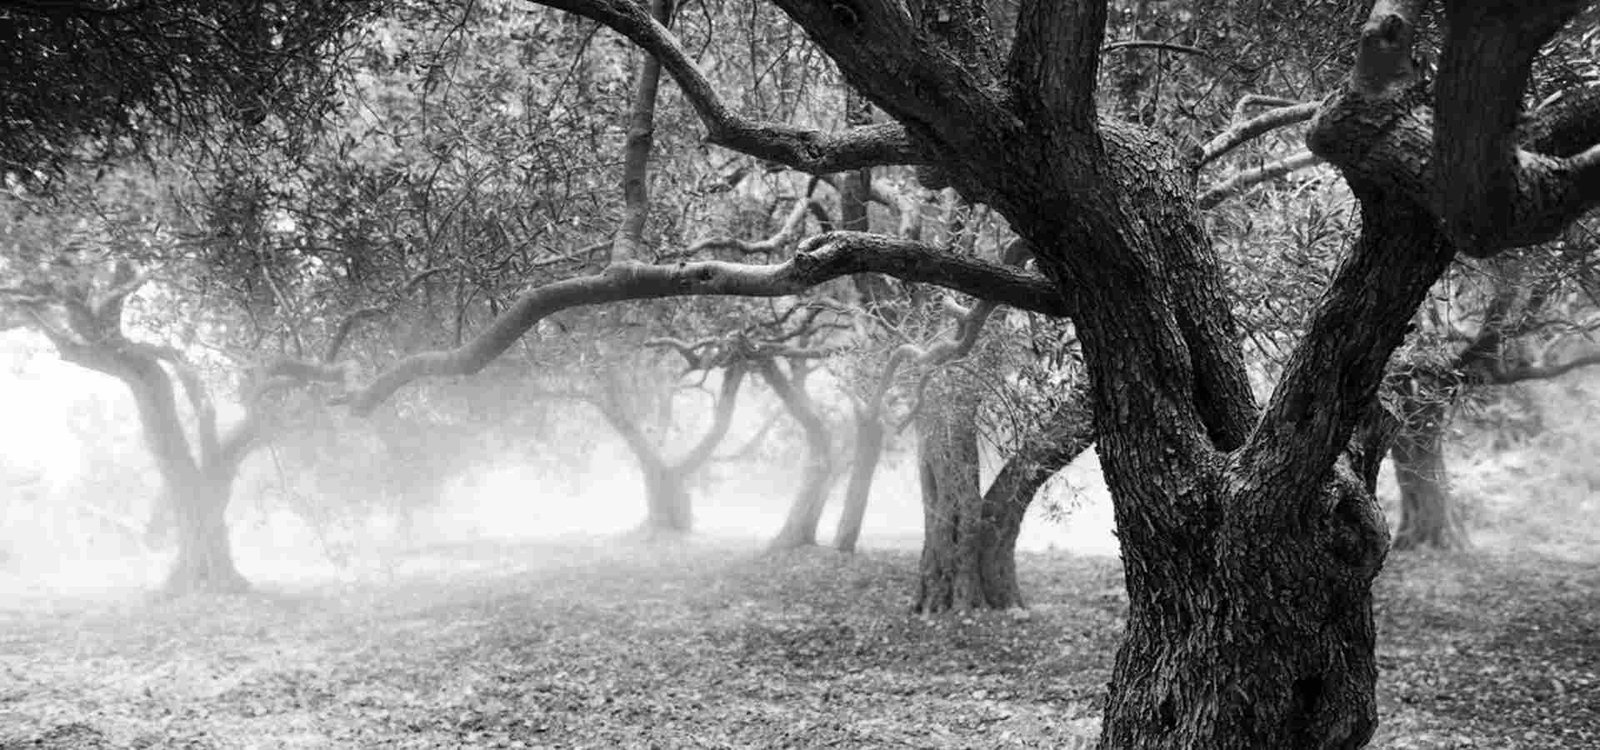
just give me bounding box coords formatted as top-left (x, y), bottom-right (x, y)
top-left (1, 526), bottom-right (1596, 749)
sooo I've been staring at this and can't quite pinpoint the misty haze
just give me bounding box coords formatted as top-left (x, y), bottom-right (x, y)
top-left (4, 1), bottom-right (1600, 749)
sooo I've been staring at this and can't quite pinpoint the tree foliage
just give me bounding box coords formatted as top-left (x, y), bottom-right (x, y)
top-left (0, 0), bottom-right (385, 181)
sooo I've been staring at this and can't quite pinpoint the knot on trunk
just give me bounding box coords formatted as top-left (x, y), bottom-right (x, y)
top-left (1325, 470), bottom-right (1390, 581)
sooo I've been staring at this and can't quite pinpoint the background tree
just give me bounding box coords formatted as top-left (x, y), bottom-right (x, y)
top-left (0, 178), bottom-right (349, 593)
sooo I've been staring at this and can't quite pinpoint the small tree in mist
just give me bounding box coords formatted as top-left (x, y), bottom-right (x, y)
top-left (0, 186), bottom-right (297, 594)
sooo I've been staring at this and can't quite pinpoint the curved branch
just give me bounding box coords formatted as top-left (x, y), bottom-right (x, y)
top-left (323, 266), bottom-right (452, 362)
top-left (679, 197), bottom-right (815, 259)
top-left (1198, 150), bottom-right (1323, 208)
top-left (1239, 192), bottom-right (1456, 514)
top-left (529, 0), bottom-right (925, 172)
top-left (341, 232), bottom-right (1067, 414)
top-left (134, 343), bottom-right (219, 465)
top-left (671, 362), bottom-right (746, 471)
top-left (91, 262), bottom-right (149, 321)
top-left (323, 307), bottom-right (385, 363)
top-left (1522, 83), bottom-right (1600, 158)
top-left (894, 301), bottom-right (998, 432)
top-left (1199, 103), bottom-right (1320, 167)
top-left (644, 335), bottom-right (719, 370)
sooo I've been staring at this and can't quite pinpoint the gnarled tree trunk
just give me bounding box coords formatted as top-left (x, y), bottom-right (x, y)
top-left (163, 468), bottom-right (248, 595)
top-left (1098, 477), bottom-right (1390, 749)
top-left (42, 300), bottom-right (260, 596)
top-left (913, 392), bottom-right (990, 613)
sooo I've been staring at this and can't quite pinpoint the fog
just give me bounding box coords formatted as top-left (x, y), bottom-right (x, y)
top-left (0, 332), bottom-right (1118, 604)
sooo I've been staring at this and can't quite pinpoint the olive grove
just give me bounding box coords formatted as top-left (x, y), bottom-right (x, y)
top-left (269, 1), bottom-right (1600, 746)
top-left (6, 0), bottom-right (1600, 746)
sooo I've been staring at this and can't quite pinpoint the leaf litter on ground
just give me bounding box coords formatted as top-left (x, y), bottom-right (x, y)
top-left (0, 535), bottom-right (1595, 748)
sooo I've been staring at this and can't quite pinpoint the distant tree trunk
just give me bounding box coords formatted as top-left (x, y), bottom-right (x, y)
top-left (762, 358), bottom-right (836, 550)
top-left (833, 407), bottom-right (885, 552)
top-left (974, 392), bottom-right (1095, 606)
top-left (598, 364), bottom-right (745, 538)
top-left (163, 468), bottom-right (248, 595)
top-left (602, 410), bottom-right (697, 537)
top-left (915, 391), bottom-right (1094, 613)
top-left (1389, 396), bottom-right (1467, 551)
top-left (640, 461), bottom-right (693, 536)
top-left (143, 492), bottom-right (175, 549)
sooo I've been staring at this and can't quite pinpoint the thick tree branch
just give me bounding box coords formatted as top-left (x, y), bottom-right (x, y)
top-left (1239, 194), bottom-right (1456, 514)
top-left (91, 261), bottom-right (148, 322)
top-left (1434, 0), bottom-right (1590, 255)
top-left (340, 233), bottom-right (1066, 414)
top-left (982, 387), bottom-right (1094, 528)
top-left (1311, 0), bottom-right (1600, 258)
top-left (612, 0), bottom-right (673, 262)
top-left (754, 357), bottom-right (826, 441)
top-left (1522, 83), bottom-right (1600, 158)
top-left (135, 343), bottom-right (220, 466)
top-left (529, 0), bottom-right (925, 172)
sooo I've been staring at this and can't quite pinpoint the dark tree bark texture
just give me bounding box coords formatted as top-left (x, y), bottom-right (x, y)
top-left (912, 391), bottom-right (991, 613)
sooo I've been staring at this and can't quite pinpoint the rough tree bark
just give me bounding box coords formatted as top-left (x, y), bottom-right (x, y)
top-left (912, 389), bottom-right (986, 613)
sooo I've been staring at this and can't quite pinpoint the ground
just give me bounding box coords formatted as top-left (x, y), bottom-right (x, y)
top-left (0, 531), bottom-right (1596, 749)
